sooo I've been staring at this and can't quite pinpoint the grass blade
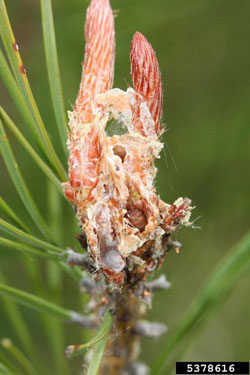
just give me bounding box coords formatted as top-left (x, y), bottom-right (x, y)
top-left (66, 310), bottom-right (113, 359)
top-left (0, 282), bottom-right (78, 321)
top-left (0, 119), bottom-right (55, 241)
top-left (1, 339), bottom-right (37, 375)
top-left (0, 196), bottom-right (30, 233)
top-left (40, 0), bottom-right (68, 154)
top-left (151, 230), bottom-right (250, 375)
top-left (0, 0), bottom-right (67, 181)
top-left (0, 218), bottom-right (65, 254)
top-left (0, 107), bottom-right (64, 196)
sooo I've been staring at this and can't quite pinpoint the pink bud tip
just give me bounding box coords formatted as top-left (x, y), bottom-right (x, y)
top-left (130, 32), bottom-right (163, 135)
top-left (76, 0), bottom-right (115, 116)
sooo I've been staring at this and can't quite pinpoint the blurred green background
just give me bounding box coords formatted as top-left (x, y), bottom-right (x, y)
top-left (1, 0), bottom-right (250, 373)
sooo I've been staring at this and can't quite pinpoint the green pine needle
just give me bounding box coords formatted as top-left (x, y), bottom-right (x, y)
top-left (0, 49), bottom-right (48, 155)
top-left (0, 107), bottom-right (64, 196)
top-left (151, 229), bottom-right (250, 375)
top-left (66, 310), bottom-right (113, 359)
top-left (0, 236), bottom-right (61, 261)
top-left (0, 196), bottom-right (30, 233)
top-left (0, 0), bottom-right (67, 181)
top-left (86, 329), bottom-right (111, 375)
top-left (40, 0), bottom-right (68, 154)
top-left (0, 360), bottom-right (18, 375)
top-left (0, 119), bottom-right (56, 242)
top-left (0, 282), bottom-right (83, 323)
top-left (0, 218), bottom-right (65, 254)
top-left (0, 272), bottom-right (37, 361)
top-left (1, 338), bottom-right (37, 375)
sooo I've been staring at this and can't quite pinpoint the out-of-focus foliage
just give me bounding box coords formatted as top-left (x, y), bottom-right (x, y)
top-left (1, 0), bottom-right (250, 373)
